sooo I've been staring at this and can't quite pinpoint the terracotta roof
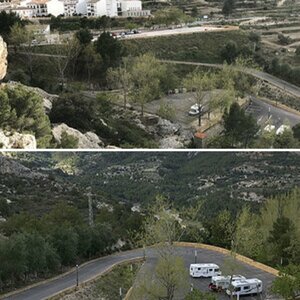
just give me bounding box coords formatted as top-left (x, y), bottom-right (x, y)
top-left (194, 132), bottom-right (207, 139)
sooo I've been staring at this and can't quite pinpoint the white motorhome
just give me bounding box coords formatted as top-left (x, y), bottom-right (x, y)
top-left (226, 278), bottom-right (263, 296)
top-left (209, 275), bottom-right (246, 291)
top-left (190, 263), bottom-right (221, 278)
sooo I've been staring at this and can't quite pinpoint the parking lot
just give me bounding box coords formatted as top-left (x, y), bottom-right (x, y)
top-left (143, 92), bottom-right (213, 129)
top-left (136, 246), bottom-right (276, 300)
top-left (245, 97), bottom-right (300, 130)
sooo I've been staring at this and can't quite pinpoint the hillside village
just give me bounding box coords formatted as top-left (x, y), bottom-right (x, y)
top-left (0, 0), bottom-right (300, 150)
top-left (0, 0), bottom-right (150, 18)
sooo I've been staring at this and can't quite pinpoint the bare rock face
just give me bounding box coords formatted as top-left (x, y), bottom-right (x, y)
top-left (0, 130), bottom-right (37, 149)
top-left (52, 123), bottom-right (104, 148)
top-left (0, 155), bottom-right (45, 179)
top-left (0, 36), bottom-right (7, 80)
top-left (159, 136), bottom-right (185, 149)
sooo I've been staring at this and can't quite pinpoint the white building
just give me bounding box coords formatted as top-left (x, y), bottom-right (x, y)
top-left (10, 7), bottom-right (35, 18)
top-left (24, 0), bottom-right (64, 17)
top-left (76, 0), bottom-right (118, 17)
top-left (63, 0), bottom-right (78, 16)
top-left (117, 0), bottom-right (150, 17)
top-left (119, 0), bottom-right (141, 11)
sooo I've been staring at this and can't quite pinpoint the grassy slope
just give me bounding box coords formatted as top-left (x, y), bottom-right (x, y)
top-left (123, 30), bottom-right (251, 63)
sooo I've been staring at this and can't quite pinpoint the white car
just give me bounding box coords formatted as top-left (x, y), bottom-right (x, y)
top-left (189, 104), bottom-right (203, 116)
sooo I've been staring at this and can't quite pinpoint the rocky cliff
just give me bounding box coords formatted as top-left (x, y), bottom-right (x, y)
top-left (0, 36), bottom-right (7, 80)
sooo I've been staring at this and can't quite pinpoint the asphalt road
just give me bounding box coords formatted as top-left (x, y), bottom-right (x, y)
top-left (160, 60), bottom-right (300, 99)
top-left (3, 250), bottom-right (144, 300)
top-left (124, 25), bottom-right (238, 39)
top-left (2, 246), bottom-right (277, 300)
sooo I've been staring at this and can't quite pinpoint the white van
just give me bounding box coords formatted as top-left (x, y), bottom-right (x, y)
top-left (209, 275), bottom-right (246, 291)
top-left (226, 278), bottom-right (263, 296)
top-left (190, 263), bottom-right (221, 278)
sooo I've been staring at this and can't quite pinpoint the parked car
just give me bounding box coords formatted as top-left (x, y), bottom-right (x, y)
top-left (189, 104), bottom-right (203, 116)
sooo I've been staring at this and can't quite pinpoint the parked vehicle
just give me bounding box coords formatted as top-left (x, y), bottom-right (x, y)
top-left (208, 275), bottom-right (246, 292)
top-left (226, 278), bottom-right (263, 297)
top-left (188, 104), bottom-right (203, 116)
top-left (190, 263), bottom-right (221, 278)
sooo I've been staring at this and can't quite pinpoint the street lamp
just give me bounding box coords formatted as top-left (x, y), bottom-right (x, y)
top-left (143, 245), bottom-right (146, 260)
top-left (76, 264), bottom-right (79, 287)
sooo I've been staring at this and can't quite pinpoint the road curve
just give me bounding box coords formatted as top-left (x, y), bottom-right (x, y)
top-left (1, 246), bottom-right (277, 300)
top-left (160, 60), bottom-right (300, 99)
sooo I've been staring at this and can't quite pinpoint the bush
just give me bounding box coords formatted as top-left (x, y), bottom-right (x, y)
top-left (59, 131), bottom-right (79, 149)
top-left (157, 101), bottom-right (176, 121)
top-left (0, 84), bottom-right (52, 147)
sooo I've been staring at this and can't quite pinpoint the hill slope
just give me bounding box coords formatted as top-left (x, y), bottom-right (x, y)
top-left (0, 152), bottom-right (299, 219)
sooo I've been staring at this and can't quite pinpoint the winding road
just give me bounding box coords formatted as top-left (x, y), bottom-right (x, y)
top-left (1, 245), bottom-right (277, 300)
top-left (160, 60), bottom-right (300, 99)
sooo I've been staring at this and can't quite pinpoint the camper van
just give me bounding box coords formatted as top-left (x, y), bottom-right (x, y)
top-left (226, 278), bottom-right (263, 296)
top-left (190, 263), bottom-right (221, 278)
top-left (209, 275), bottom-right (246, 291)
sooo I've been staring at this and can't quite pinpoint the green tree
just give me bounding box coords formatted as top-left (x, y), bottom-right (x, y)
top-left (222, 102), bottom-right (258, 147)
top-left (0, 212), bottom-right (41, 236)
top-left (130, 54), bottom-right (164, 116)
top-left (133, 255), bottom-right (189, 300)
top-left (191, 7), bottom-right (198, 18)
top-left (206, 210), bottom-right (235, 249)
top-left (296, 46), bottom-right (300, 57)
top-left (221, 41), bottom-right (239, 64)
top-left (222, 0), bottom-right (235, 16)
top-left (50, 226), bottom-right (78, 265)
top-left (0, 233), bottom-right (27, 284)
top-left (75, 28), bottom-right (93, 45)
top-left (50, 37), bottom-right (81, 91)
top-left (184, 72), bottom-right (215, 126)
top-left (43, 202), bottom-right (84, 228)
top-left (49, 93), bottom-right (102, 132)
top-left (9, 24), bottom-right (36, 82)
top-left (185, 289), bottom-right (216, 300)
top-left (0, 11), bottom-right (24, 41)
top-left (0, 84), bottom-right (52, 148)
top-left (79, 43), bottom-right (102, 84)
top-left (107, 58), bottom-right (132, 109)
top-left (272, 264), bottom-right (300, 300)
top-left (95, 32), bottom-right (123, 70)
top-left (268, 216), bottom-right (296, 266)
top-left (235, 207), bottom-right (264, 260)
top-left (24, 233), bottom-right (44, 275)
top-left (274, 130), bottom-right (299, 148)
top-left (222, 253), bottom-right (244, 300)
top-left (59, 131), bottom-right (79, 149)
top-left (253, 127), bottom-right (276, 148)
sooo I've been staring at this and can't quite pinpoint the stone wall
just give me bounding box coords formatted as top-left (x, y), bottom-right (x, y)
top-left (0, 36), bottom-right (7, 80)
